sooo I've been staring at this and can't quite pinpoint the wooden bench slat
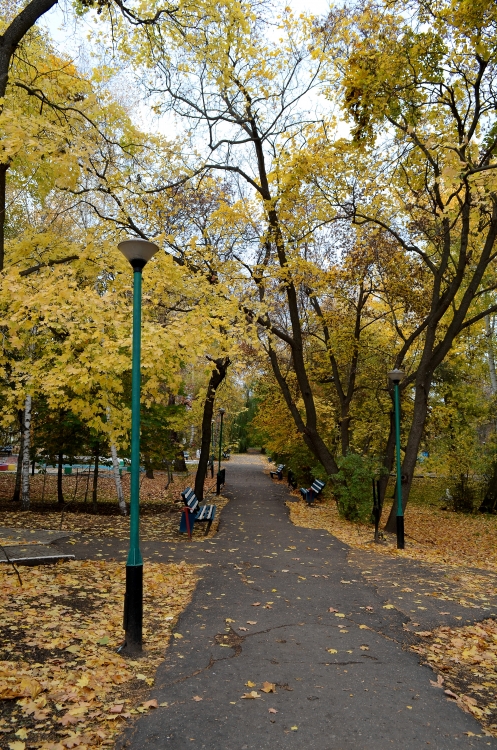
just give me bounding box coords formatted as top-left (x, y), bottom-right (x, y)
top-left (179, 488), bottom-right (217, 537)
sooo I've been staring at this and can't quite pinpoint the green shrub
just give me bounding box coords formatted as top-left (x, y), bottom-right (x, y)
top-left (334, 453), bottom-right (377, 522)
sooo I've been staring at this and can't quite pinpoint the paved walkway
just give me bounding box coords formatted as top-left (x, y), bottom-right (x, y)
top-left (113, 455), bottom-right (496, 750)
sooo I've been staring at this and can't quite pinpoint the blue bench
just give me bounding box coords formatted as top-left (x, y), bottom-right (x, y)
top-left (270, 464), bottom-right (285, 480)
top-left (300, 479), bottom-right (326, 505)
top-left (179, 487), bottom-right (216, 539)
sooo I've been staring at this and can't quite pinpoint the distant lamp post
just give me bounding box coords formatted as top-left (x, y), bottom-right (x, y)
top-left (388, 368), bottom-right (405, 550)
top-left (216, 408), bottom-right (225, 496)
top-left (118, 238), bottom-right (159, 653)
top-left (210, 418), bottom-right (215, 478)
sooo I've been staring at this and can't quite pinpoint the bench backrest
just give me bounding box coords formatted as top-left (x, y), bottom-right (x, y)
top-left (311, 479), bottom-right (325, 493)
top-left (181, 487), bottom-right (199, 513)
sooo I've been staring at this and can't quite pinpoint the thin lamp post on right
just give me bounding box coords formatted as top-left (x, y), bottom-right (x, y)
top-left (388, 368), bottom-right (405, 550)
top-left (216, 408), bottom-right (225, 495)
top-left (210, 418), bottom-right (215, 478)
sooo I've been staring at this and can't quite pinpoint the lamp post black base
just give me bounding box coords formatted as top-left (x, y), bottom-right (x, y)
top-left (396, 515), bottom-right (405, 549)
top-left (122, 564), bottom-right (143, 653)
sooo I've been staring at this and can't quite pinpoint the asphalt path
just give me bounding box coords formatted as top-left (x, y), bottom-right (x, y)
top-left (113, 455), bottom-right (496, 750)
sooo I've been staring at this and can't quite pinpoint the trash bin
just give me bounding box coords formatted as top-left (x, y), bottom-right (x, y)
top-left (64, 466), bottom-right (72, 475)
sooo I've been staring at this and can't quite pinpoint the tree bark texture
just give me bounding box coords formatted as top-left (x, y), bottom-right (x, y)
top-left (12, 409), bottom-right (24, 502)
top-left (57, 451), bottom-right (64, 504)
top-left (194, 357), bottom-right (230, 502)
top-left (111, 441), bottom-right (127, 515)
top-left (92, 443), bottom-right (99, 509)
top-left (21, 394), bottom-right (31, 510)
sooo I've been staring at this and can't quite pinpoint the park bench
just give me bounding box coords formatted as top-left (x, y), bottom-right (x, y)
top-left (300, 479), bottom-right (326, 505)
top-left (179, 487), bottom-right (216, 539)
top-left (270, 464), bottom-right (285, 480)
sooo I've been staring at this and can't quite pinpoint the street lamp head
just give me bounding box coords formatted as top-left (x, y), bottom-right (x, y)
top-left (388, 368), bottom-right (405, 385)
top-left (219, 408), bottom-right (226, 416)
top-left (118, 239), bottom-right (159, 270)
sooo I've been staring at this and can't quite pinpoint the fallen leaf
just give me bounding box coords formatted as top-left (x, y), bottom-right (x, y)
top-left (245, 681), bottom-right (256, 688)
top-left (142, 699), bottom-right (158, 709)
top-left (0, 676), bottom-right (42, 700)
top-left (241, 691), bottom-right (261, 699)
top-left (261, 682), bottom-right (276, 693)
top-left (415, 631), bottom-right (433, 637)
top-left (247, 621), bottom-right (257, 625)
top-left (268, 708), bottom-right (278, 714)
top-left (383, 604), bottom-right (395, 610)
top-left (225, 618), bottom-right (235, 623)
top-left (238, 627), bottom-right (248, 631)
top-left (445, 689), bottom-right (458, 700)
top-left (430, 675), bottom-right (444, 689)
top-left (328, 607), bottom-right (338, 612)
top-left (109, 705), bottom-right (123, 714)
top-left (252, 602), bottom-right (261, 606)
top-left (291, 725), bottom-right (298, 731)
top-left (64, 645), bottom-right (80, 654)
top-left (327, 649), bottom-right (338, 654)
top-left (192, 696), bottom-right (203, 702)
top-left (334, 613), bottom-right (345, 618)
top-left (360, 646), bottom-right (369, 651)
top-left (173, 633), bottom-right (183, 639)
top-left (8, 742), bottom-right (25, 750)
top-left (136, 674), bottom-right (147, 681)
top-left (15, 729), bottom-right (28, 740)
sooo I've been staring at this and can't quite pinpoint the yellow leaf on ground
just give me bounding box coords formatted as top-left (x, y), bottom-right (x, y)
top-left (261, 682), bottom-right (276, 693)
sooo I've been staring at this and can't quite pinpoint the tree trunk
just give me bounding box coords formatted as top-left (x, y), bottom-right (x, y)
top-left (194, 357), bottom-right (230, 502)
top-left (92, 443), bottom-right (99, 510)
top-left (0, 163), bottom-right (7, 272)
top-left (111, 442), bottom-right (126, 515)
top-left (57, 451), bottom-right (64, 504)
top-left (12, 409), bottom-right (24, 502)
top-left (486, 315), bottom-right (497, 396)
top-left (21, 394), bottom-right (31, 510)
top-left (144, 453), bottom-right (154, 479)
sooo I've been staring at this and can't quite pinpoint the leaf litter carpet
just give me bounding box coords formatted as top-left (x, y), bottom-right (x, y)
top-left (0, 560), bottom-right (197, 750)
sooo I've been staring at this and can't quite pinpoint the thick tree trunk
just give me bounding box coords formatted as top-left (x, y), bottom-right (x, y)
top-left (111, 442), bottom-right (126, 515)
top-left (194, 357), bottom-right (230, 502)
top-left (57, 451), bottom-right (64, 504)
top-left (0, 163), bottom-right (7, 272)
top-left (92, 443), bottom-right (99, 510)
top-left (144, 454), bottom-right (154, 479)
top-left (12, 409), bottom-right (24, 502)
top-left (486, 315), bottom-right (497, 396)
top-left (21, 394), bottom-right (31, 510)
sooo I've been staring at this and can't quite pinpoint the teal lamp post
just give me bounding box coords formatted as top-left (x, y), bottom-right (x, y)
top-left (118, 238), bottom-right (159, 653)
top-left (210, 418), bottom-right (215, 478)
top-left (388, 368), bottom-right (405, 550)
top-left (216, 408), bottom-right (225, 495)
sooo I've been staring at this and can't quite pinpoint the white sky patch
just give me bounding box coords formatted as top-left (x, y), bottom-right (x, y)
top-left (39, 0), bottom-right (345, 139)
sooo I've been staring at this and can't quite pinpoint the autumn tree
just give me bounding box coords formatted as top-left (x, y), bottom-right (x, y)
top-left (323, 0), bottom-right (497, 526)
